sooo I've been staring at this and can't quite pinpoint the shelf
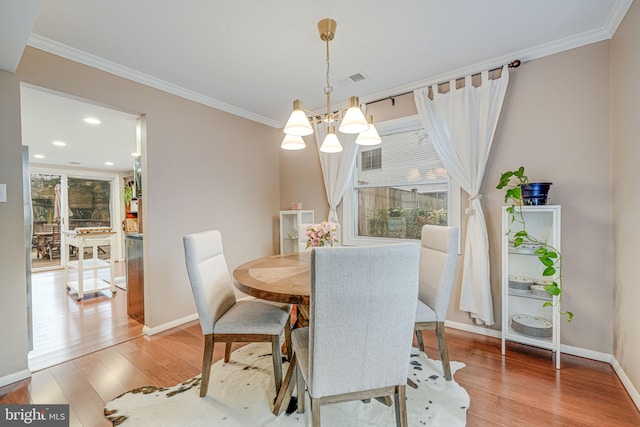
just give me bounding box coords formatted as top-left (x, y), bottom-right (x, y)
top-left (508, 251), bottom-right (541, 256)
top-left (280, 210), bottom-right (314, 255)
top-left (505, 325), bottom-right (554, 349)
top-left (502, 205), bottom-right (561, 369)
top-left (508, 288), bottom-right (552, 301)
top-left (67, 278), bottom-right (115, 297)
top-left (64, 231), bottom-right (116, 301)
top-left (66, 258), bottom-right (111, 271)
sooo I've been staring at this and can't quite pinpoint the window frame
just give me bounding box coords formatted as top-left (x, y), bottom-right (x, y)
top-left (341, 114), bottom-right (461, 246)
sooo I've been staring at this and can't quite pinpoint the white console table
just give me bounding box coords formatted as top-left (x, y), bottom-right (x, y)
top-left (64, 230), bottom-right (117, 301)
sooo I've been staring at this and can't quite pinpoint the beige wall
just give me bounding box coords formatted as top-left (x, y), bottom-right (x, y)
top-left (282, 41), bottom-right (614, 353)
top-left (0, 46), bottom-right (281, 381)
top-left (0, 70), bottom-right (30, 382)
top-left (612, 0), bottom-right (640, 395)
top-left (487, 41), bottom-right (613, 352)
top-left (278, 139), bottom-right (328, 224)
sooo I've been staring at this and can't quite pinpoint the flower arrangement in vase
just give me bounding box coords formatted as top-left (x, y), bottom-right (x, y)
top-left (305, 221), bottom-right (339, 248)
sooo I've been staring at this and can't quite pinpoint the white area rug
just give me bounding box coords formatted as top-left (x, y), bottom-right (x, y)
top-left (105, 342), bottom-right (469, 426)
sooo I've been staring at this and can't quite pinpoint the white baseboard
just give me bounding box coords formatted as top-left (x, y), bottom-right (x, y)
top-left (445, 320), bottom-right (502, 339)
top-left (445, 320), bottom-right (640, 412)
top-left (559, 343), bottom-right (612, 363)
top-left (142, 313), bottom-right (199, 336)
top-left (0, 369), bottom-right (31, 388)
top-left (611, 357), bottom-right (640, 411)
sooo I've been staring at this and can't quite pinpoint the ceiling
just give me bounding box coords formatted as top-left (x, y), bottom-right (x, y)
top-left (21, 85), bottom-right (139, 172)
top-left (2, 0), bottom-right (634, 170)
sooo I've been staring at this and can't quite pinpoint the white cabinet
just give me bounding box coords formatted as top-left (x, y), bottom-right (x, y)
top-left (64, 230), bottom-right (117, 301)
top-left (279, 210), bottom-right (314, 254)
top-left (501, 205), bottom-right (561, 369)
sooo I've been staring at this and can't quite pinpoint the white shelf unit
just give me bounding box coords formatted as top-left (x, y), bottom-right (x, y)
top-left (279, 210), bottom-right (314, 254)
top-left (64, 231), bottom-right (117, 301)
top-left (501, 205), bottom-right (561, 369)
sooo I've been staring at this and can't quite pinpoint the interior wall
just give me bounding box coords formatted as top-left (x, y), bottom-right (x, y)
top-left (612, 0), bottom-right (640, 395)
top-left (486, 41), bottom-right (612, 352)
top-left (281, 41), bottom-right (614, 353)
top-left (0, 69), bottom-right (30, 383)
top-left (278, 136), bottom-right (328, 242)
top-left (7, 47), bottom-right (281, 337)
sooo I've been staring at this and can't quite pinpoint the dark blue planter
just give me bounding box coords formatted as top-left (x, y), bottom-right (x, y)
top-left (521, 182), bottom-right (552, 205)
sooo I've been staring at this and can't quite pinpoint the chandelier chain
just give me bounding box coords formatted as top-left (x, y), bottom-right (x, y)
top-left (324, 38), bottom-right (333, 122)
top-left (324, 38), bottom-right (332, 95)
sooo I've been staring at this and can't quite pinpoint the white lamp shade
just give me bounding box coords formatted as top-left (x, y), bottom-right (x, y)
top-left (284, 109), bottom-right (313, 136)
top-left (320, 132), bottom-right (343, 153)
top-left (339, 106), bottom-right (369, 134)
top-left (281, 134), bottom-right (306, 150)
top-left (355, 122), bottom-right (381, 146)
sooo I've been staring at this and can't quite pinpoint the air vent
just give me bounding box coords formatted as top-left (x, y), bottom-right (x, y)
top-left (339, 72), bottom-right (368, 86)
top-left (349, 73), bottom-right (366, 82)
top-left (69, 161), bottom-right (82, 165)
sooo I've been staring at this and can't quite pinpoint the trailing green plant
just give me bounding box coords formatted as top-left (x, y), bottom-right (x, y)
top-left (124, 184), bottom-right (133, 207)
top-left (497, 166), bottom-right (573, 322)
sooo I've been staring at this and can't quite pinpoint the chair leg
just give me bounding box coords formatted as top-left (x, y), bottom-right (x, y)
top-left (271, 335), bottom-right (283, 392)
top-left (415, 329), bottom-right (425, 352)
top-left (224, 342), bottom-right (232, 363)
top-left (311, 397), bottom-right (321, 427)
top-left (435, 321), bottom-right (452, 380)
top-left (284, 320), bottom-right (292, 362)
top-left (394, 385), bottom-right (408, 427)
top-left (200, 334), bottom-right (215, 397)
top-left (296, 362), bottom-right (305, 414)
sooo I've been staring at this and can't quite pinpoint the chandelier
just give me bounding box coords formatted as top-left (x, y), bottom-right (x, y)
top-left (281, 18), bottom-right (381, 152)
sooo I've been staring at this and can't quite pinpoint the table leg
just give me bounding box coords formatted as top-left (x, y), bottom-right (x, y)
top-left (39, 235), bottom-right (46, 259)
top-left (273, 353), bottom-right (297, 416)
top-left (295, 305), bottom-right (309, 328)
top-left (77, 241), bottom-right (84, 301)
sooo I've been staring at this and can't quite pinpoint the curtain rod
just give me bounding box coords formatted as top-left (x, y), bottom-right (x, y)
top-left (366, 59), bottom-right (521, 107)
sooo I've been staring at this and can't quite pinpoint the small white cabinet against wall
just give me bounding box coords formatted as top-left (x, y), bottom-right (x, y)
top-left (279, 210), bottom-right (314, 254)
top-left (501, 205), bottom-right (561, 369)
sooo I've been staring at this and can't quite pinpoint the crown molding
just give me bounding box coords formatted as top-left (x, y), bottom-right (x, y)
top-left (26, 34), bottom-right (281, 128)
top-left (604, 0), bottom-right (635, 36)
top-left (361, 25), bottom-right (613, 106)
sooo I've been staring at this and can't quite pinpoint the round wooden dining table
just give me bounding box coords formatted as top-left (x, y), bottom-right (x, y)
top-left (233, 252), bottom-right (311, 306)
top-left (233, 252), bottom-right (312, 415)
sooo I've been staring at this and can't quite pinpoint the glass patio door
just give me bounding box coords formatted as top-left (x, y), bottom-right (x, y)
top-left (67, 177), bottom-right (113, 261)
top-left (30, 173), bottom-right (64, 269)
top-left (30, 173), bottom-right (114, 269)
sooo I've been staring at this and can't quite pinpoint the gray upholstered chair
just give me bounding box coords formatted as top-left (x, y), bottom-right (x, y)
top-left (414, 224), bottom-right (459, 380)
top-left (183, 229), bottom-right (292, 397)
top-left (292, 244), bottom-right (420, 427)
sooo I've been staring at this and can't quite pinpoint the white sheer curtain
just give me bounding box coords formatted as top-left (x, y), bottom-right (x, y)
top-left (414, 65), bottom-right (509, 326)
top-left (313, 122), bottom-right (359, 225)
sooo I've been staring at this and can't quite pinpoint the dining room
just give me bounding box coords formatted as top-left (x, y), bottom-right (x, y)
top-left (1, 1), bottom-right (640, 426)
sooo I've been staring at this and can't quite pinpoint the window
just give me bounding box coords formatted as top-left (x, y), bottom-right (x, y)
top-left (361, 148), bottom-right (382, 171)
top-left (342, 115), bottom-right (460, 244)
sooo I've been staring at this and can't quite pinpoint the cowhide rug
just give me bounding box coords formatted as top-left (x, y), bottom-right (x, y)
top-left (104, 342), bottom-right (469, 426)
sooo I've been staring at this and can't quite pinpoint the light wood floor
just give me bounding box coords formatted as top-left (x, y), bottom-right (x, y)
top-left (1, 322), bottom-right (638, 426)
top-left (29, 264), bottom-right (143, 372)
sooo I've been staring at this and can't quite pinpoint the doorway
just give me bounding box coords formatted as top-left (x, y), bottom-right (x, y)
top-left (30, 172), bottom-right (115, 270)
top-left (21, 84), bottom-right (145, 370)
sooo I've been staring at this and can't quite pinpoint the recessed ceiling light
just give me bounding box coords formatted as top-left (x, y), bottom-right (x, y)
top-left (104, 161), bottom-right (114, 166)
top-left (34, 154), bottom-right (45, 159)
top-left (131, 152), bottom-right (139, 157)
top-left (52, 140), bottom-right (67, 146)
top-left (84, 117), bottom-right (101, 125)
